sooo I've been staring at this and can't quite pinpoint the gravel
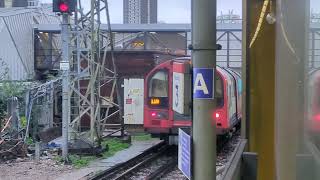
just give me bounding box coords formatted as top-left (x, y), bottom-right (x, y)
top-left (0, 158), bottom-right (74, 180)
top-left (160, 167), bottom-right (188, 180)
top-left (129, 155), bottom-right (174, 180)
top-left (0, 133), bottom-right (241, 180)
top-left (162, 131), bottom-right (241, 179)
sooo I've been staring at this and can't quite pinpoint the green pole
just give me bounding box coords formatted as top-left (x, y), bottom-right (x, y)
top-left (191, 0), bottom-right (217, 179)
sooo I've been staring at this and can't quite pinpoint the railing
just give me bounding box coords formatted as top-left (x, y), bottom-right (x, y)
top-left (35, 24), bottom-right (320, 71)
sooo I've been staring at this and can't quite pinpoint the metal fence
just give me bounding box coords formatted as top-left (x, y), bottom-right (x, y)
top-left (309, 28), bottom-right (320, 69)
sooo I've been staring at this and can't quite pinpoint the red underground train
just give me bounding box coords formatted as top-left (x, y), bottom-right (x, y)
top-left (143, 57), bottom-right (242, 140)
top-left (308, 69), bottom-right (320, 134)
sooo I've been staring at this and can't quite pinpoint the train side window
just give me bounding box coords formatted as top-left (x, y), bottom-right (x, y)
top-left (216, 74), bottom-right (224, 108)
top-left (148, 70), bottom-right (169, 108)
top-left (148, 70), bottom-right (169, 98)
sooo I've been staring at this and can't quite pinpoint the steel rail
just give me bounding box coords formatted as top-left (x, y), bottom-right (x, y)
top-left (145, 158), bottom-right (178, 180)
top-left (89, 141), bottom-right (166, 180)
top-left (112, 145), bottom-right (172, 180)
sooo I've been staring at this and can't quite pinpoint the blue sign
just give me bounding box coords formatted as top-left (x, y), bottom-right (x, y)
top-left (237, 78), bottom-right (242, 94)
top-left (193, 68), bottom-right (214, 99)
top-left (178, 128), bottom-right (191, 179)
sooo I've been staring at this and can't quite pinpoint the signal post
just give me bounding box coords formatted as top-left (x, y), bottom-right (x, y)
top-left (61, 13), bottom-right (69, 161)
top-left (191, 0), bottom-right (217, 179)
top-left (53, 0), bottom-right (76, 161)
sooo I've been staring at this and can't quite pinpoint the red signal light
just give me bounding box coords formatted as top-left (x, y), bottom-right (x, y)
top-left (53, 0), bottom-right (76, 13)
top-left (59, 2), bottom-right (69, 12)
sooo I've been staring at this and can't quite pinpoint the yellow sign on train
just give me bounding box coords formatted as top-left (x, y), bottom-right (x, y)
top-left (150, 98), bottom-right (160, 105)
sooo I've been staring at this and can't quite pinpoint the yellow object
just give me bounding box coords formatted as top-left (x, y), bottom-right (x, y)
top-left (249, 0), bottom-right (269, 48)
top-left (150, 98), bottom-right (160, 105)
top-left (245, 0), bottom-right (276, 179)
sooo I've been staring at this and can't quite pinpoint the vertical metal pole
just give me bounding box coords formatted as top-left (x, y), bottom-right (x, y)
top-left (90, 0), bottom-right (96, 142)
top-left (61, 14), bottom-right (70, 161)
top-left (144, 31), bottom-right (147, 50)
top-left (311, 31), bottom-right (315, 68)
top-left (105, 0), bottom-right (124, 136)
top-left (75, 0), bottom-right (82, 131)
top-left (192, 0), bottom-right (216, 179)
top-left (96, 0), bottom-right (102, 142)
top-left (35, 142), bottom-right (40, 161)
top-left (49, 33), bottom-right (53, 66)
top-left (227, 31), bottom-right (230, 68)
top-left (242, 0), bottom-right (250, 141)
top-left (185, 31), bottom-right (188, 55)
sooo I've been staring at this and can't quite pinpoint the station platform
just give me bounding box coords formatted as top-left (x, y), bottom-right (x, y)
top-left (56, 139), bottom-right (162, 180)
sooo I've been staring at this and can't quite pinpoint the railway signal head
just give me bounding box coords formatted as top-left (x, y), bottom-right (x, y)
top-left (53, 0), bottom-right (76, 13)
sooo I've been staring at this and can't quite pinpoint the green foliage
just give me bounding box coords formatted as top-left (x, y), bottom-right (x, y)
top-left (69, 155), bottom-right (96, 169)
top-left (53, 139), bottom-right (130, 169)
top-left (0, 58), bottom-right (9, 81)
top-left (131, 133), bottom-right (153, 141)
top-left (26, 137), bottom-right (34, 145)
top-left (20, 116), bottom-right (27, 128)
top-left (0, 82), bottom-right (29, 120)
top-left (101, 138), bottom-right (130, 158)
top-left (53, 156), bottom-right (63, 163)
top-left (0, 98), bottom-right (6, 121)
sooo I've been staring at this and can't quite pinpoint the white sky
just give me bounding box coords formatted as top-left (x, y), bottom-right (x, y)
top-left (41, 0), bottom-right (242, 23)
top-left (41, 0), bottom-right (319, 23)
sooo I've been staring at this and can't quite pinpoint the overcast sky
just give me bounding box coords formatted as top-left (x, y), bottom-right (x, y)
top-left (41, 0), bottom-right (319, 23)
top-left (41, 0), bottom-right (242, 23)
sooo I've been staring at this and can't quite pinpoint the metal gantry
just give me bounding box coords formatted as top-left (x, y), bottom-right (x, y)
top-left (67, 0), bottom-right (122, 145)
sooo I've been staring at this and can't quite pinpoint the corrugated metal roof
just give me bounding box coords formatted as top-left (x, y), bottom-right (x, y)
top-left (0, 17), bottom-right (26, 80)
top-left (0, 7), bottom-right (34, 16)
top-left (0, 7), bottom-right (60, 80)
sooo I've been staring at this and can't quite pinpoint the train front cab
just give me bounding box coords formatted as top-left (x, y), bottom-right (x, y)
top-left (215, 67), bottom-right (241, 134)
top-left (144, 60), bottom-right (242, 138)
top-left (308, 70), bottom-right (320, 136)
top-left (144, 61), bottom-right (179, 135)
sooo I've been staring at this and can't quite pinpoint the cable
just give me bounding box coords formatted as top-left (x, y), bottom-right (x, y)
top-left (249, 0), bottom-right (270, 48)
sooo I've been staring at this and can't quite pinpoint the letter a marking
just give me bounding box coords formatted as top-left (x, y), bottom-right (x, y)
top-left (193, 73), bottom-right (209, 94)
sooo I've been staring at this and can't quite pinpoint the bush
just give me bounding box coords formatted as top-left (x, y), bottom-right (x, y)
top-left (0, 82), bottom-right (29, 121)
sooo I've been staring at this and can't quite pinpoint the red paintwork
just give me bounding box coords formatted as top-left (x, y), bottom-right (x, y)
top-left (144, 58), bottom-right (241, 136)
top-left (309, 70), bottom-right (320, 133)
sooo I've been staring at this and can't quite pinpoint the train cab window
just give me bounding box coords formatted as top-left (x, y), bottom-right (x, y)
top-left (148, 70), bottom-right (169, 108)
top-left (216, 74), bottom-right (224, 108)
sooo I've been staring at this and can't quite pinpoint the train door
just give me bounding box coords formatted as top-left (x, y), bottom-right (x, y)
top-left (215, 72), bottom-right (224, 109)
top-left (172, 61), bottom-right (192, 123)
top-left (227, 69), bottom-right (242, 120)
top-left (225, 72), bottom-right (237, 126)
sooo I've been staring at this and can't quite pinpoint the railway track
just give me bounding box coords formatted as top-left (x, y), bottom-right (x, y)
top-left (90, 142), bottom-right (177, 180)
top-left (91, 129), bottom-right (240, 180)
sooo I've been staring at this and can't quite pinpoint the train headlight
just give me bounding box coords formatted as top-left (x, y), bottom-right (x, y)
top-left (215, 112), bottom-right (220, 119)
top-left (151, 112), bottom-right (157, 117)
top-left (150, 111), bottom-right (169, 119)
top-left (213, 111), bottom-right (223, 121)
